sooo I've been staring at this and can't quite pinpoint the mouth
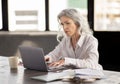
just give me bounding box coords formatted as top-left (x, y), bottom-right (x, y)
top-left (65, 31), bottom-right (71, 36)
top-left (65, 31), bottom-right (69, 33)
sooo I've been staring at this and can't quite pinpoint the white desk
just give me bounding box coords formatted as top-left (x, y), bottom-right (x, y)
top-left (0, 56), bottom-right (120, 84)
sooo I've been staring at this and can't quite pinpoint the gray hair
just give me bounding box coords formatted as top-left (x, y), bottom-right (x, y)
top-left (57, 8), bottom-right (93, 42)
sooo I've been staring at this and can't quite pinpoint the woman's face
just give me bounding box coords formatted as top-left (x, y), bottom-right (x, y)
top-left (59, 16), bottom-right (78, 37)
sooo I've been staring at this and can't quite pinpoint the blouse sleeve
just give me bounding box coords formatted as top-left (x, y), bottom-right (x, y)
top-left (64, 37), bottom-right (103, 70)
top-left (45, 38), bottom-right (65, 62)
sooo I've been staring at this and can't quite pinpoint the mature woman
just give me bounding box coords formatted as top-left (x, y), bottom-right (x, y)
top-left (45, 8), bottom-right (103, 70)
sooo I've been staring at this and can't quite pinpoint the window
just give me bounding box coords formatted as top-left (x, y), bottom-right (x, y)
top-left (49, 0), bottom-right (88, 31)
top-left (8, 0), bottom-right (45, 31)
top-left (6, 0), bottom-right (88, 31)
top-left (0, 0), bottom-right (2, 29)
top-left (94, 0), bottom-right (120, 31)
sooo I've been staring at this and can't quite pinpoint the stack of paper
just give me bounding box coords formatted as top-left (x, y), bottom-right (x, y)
top-left (31, 68), bottom-right (105, 82)
top-left (74, 68), bottom-right (105, 80)
top-left (31, 70), bottom-right (75, 82)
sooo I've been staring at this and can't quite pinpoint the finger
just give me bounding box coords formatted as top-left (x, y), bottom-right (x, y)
top-left (48, 62), bottom-right (55, 67)
top-left (58, 60), bottom-right (64, 65)
top-left (49, 62), bottom-right (59, 67)
top-left (45, 57), bottom-right (49, 61)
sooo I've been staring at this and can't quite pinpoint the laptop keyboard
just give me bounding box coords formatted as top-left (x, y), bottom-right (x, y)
top-left (48, 66), bottom-right (67, 72)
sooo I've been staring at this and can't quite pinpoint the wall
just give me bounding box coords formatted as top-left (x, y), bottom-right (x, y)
top-left (0, 32), bottom-right (58, 57)
top-left (94, 32), bottom-right (120, 71)
top-left (0, 31), bottom-right (120, 71)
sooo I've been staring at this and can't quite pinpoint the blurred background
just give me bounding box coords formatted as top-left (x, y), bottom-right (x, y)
top-left (0, 0), bottom-right (120, 71)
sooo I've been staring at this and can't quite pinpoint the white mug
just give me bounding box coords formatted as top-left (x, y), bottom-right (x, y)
top-left (9, 56), bottom-right (18, 69)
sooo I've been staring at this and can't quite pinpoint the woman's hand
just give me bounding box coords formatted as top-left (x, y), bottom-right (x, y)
top-left (45, 56), bottom-right (49, 61)
top-left (48, 59), bottom-right (65, 67)
top-left (45, 56), bottom-right (51, 64)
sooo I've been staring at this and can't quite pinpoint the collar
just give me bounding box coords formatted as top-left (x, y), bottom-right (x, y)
top-left (77, 33), bottom-right (86, 47)
top-left (67, 33), bottom-right (86, 48)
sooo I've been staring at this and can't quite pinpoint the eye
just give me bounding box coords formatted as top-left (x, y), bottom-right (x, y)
top-left (60, 23), bottom-right (64, 27)
top-left (64, 21), bottom-right (71, 25)
top-left (66, 22), bottom-right (70, 25)
top-left (61, 23), bottom-right (63, 26)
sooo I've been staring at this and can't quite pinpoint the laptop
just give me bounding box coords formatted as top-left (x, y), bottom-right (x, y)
top-left (19, 46), bottom-right (66, 72)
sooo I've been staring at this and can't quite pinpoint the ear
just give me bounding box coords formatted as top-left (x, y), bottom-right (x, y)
top-left (75, 22), bottom-right (80, 28)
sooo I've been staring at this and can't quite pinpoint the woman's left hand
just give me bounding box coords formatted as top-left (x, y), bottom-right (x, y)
top-left (48, 59), bottom-right (65, 67)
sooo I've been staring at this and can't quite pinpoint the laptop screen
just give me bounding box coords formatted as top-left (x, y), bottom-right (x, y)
top-left (19, 46), bottom-right (48, 72)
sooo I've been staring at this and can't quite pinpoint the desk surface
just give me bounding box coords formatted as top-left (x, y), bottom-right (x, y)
top-left (0, 56), bottom-right (120, 84)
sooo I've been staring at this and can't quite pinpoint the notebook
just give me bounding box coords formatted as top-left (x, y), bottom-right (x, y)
top-left (19, 46), bottom-right (66, 72)
top-left (31, 72), bottom-right (63, 82)
top-left (31, 69), bottom-right (75, 82)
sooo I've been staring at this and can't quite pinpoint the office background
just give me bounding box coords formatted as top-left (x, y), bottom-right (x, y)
top-left (0, 0), bottom-right (120, 71)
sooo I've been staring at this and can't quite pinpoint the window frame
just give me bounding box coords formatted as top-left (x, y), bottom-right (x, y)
top-left (1, 0), bottom-right (91, 31)
top-left (1, 0), bottom-right (8, 31)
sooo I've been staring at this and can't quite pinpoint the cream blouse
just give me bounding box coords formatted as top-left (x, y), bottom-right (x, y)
top-left (46, 33), bottom-right (103, 70)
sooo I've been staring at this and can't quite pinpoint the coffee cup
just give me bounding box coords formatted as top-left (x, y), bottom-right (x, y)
top-left (9, 56), bottom-right (18, 69)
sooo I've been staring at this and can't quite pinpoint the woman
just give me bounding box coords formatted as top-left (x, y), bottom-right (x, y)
top-left (45, 8), bottom-right (103, 70)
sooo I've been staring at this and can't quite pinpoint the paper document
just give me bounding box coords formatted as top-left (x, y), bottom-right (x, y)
top-left (31, 70), bottom-right (75, 82)
top-left (31, 69), bottom-right (105, 82)
top-left (75, 68), bottom-right (104, 76)
top-left (74, 68), bottom-right (105, 79)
